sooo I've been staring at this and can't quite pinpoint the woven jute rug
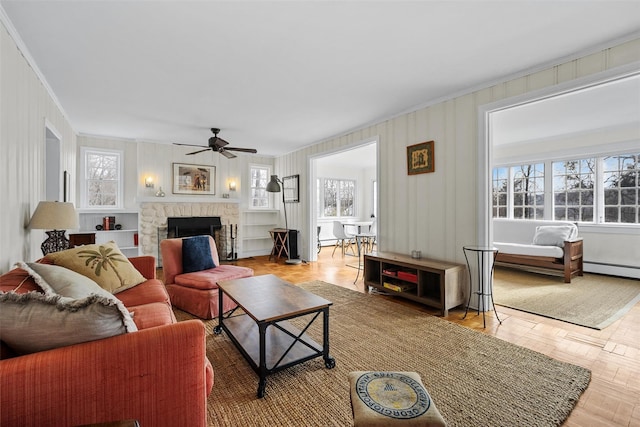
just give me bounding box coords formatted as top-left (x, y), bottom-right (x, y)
top-left (175, 281), bottom-right (590, 427)
top-left (493, 267), bottom-right (640, 329)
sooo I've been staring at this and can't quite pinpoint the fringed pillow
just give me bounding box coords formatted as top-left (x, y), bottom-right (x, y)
top-left (0, 262), bottom-right (137, 355)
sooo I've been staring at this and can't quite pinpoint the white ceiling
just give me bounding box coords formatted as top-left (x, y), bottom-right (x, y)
top-left (2, 1), bottom-right (639, 157)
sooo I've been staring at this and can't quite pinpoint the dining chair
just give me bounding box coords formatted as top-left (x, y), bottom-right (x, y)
top-left (360, 218), bottom-right (377, 252)
top-left (332, 220), bottom-right (356, 257)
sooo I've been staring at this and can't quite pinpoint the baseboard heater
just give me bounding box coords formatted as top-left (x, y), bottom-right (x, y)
top-left (584, 261), bottom-right (640, 279)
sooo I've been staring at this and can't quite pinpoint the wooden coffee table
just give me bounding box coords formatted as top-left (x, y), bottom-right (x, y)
top-left (214, 274), bottom-right (336, 398)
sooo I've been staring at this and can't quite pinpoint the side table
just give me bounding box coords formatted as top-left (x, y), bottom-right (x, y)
top-left (269, 228), bottom-right (290, 261)
top-left (462, 246), bottom-right (502, 328)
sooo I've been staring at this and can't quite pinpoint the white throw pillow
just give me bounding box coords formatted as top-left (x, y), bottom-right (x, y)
top-left (532, 225), bottom-right (575, 247)
top-left (0, 262), bottom-right (137, 355)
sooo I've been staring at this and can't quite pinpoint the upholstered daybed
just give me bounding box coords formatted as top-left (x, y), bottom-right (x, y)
top-left (493, 219), bottom-right (584, 283)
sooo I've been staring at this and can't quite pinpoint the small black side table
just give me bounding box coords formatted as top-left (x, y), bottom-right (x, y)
top-left (462, 246), bottom-right (502, 328)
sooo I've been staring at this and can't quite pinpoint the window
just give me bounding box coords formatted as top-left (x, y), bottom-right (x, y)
top-left (492, 167), bottom-right (508, 218)
top-left (493, 152), bottom-right (639, 225)
top-left (318, 178), bottom-right (356, 217)
top-left (339, 180), bottom-right (355, 216)
top-left (603, 153), bottom-right (639, 223)
top-left (513, 163), bottom-right (544, 219)
top-left (80, 148), bottom-right (122, 208)
top-left (553, 159), bottom-right (595, 222)
top-left (249, 165), bottom-right (271, 208)
top-left (491, 164), bottom-right (543, 219)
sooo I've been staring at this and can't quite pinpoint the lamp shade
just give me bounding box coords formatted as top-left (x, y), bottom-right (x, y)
top-left (29, 201), bottom-right (79, 230)
top-left (266, 175), bottom-right (281, 193)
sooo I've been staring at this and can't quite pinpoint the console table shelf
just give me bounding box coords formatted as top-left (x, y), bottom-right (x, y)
top-left (364, 251), bottom-right (467, 316)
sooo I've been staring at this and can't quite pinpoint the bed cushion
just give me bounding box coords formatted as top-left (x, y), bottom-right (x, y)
top-left (495, 242), bottom-right (564, 258)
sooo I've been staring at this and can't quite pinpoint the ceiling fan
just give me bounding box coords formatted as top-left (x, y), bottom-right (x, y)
top-left (174, 128), bottom-right (257, 159)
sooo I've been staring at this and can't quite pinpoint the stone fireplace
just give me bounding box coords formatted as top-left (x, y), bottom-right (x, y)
top-left (139, 202), bottom-right (240, 263)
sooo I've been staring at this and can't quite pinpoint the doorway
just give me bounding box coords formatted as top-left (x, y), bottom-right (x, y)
top-left (479, 68), bottom-right (640, 308)
top-left (307, 139), bottom-right (378, 262)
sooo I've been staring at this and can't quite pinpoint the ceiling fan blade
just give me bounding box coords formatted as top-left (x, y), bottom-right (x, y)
top-left (219, 149), bottom-right (237, 159)
top-left (186, 148), bottom-right (212, 155)
top-left (224, 147), bottom-right (258, 153)
top-left (174, 142), bottom-right (208, 148)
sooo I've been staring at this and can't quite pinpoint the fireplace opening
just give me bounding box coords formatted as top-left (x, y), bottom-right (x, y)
top-left (167, 216), bottom-right (222, 239)
top-left (166, 216), bottom-right (228, 260)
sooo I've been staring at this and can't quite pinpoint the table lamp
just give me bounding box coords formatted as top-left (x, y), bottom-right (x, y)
top-left (266, 175), bottom-right (301, 265)
top-left (29, 201), bottom-right (79, 255)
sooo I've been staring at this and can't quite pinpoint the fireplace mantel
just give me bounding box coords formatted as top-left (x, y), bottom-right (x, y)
top-left (137, 196), bottom-right (240, 204)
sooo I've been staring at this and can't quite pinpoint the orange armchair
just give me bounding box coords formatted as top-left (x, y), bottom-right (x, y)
top-left (160, 235), bottom-right (254, 319)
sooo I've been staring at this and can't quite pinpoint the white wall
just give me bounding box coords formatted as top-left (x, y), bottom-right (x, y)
top-left (274, 38), bottom-right (640, 269)
top-left (135, 140), bottom-right (274, 207)
top-left (0, 20), bottom-right (76, 272)
top-left (74, 138), bottom-right (275, 257)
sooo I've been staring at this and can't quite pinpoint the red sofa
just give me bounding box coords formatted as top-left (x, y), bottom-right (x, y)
top-left (0, 256), bottom-right (214, 427)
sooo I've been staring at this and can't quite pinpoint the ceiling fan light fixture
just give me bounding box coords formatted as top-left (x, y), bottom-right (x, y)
top-left (173, 127), bottom-right (256, 158)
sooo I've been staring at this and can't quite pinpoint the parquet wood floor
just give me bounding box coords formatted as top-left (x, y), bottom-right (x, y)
top-left (178, 248), bottom-right (640, 426)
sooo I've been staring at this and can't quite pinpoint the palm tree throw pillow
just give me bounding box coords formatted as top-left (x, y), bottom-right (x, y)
top-left (46, 241), bottom-right (146, 294)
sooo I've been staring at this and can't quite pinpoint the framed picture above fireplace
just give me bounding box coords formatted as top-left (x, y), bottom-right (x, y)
top-left (172, 163), bottom-right (216, 195)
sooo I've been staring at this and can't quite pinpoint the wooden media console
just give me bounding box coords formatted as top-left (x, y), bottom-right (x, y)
top-left (363, 251), bottom-right (466, 316)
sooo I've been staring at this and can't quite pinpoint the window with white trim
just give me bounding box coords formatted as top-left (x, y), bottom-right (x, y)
top-left (513, 163), bottom-right (545, 220)
top-left (553, 158), bottom-right (595, 222)
top-left (317, 178), bottom-right (356, 217)
top-left (249, 165), bottom-right (271, 209)
top-left (80, 147), bottom-right (122, 208)
top-left (603, 153), bottom-right (639, 223)
top-left (492, 167), bottom-right (508, 218)
top-left (493, 152), bottom-right (639, 225)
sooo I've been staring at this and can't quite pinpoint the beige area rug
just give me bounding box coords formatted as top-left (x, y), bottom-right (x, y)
top-left (175, 281), bottom-right (590, 427)
top-left (493, 267), bottom-right (640, 330)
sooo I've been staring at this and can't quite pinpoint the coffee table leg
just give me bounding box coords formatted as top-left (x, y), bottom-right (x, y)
top-left (257, 322), bottom-right (267, 398)
top-left (322, 307), bottom-right (336, 369)
top-left (213, 290), bottom-right (224, 335)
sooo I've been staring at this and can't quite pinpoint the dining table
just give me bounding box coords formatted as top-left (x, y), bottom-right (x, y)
top-left (343, 221), bottom-right (373, 234)
top-left (342, 221), bottom-right (374, 283)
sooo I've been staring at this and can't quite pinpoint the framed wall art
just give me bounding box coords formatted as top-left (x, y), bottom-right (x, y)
top-left (283, 174), bottom-right (300, 203)
top-left (172, 163), bottom-right (216, 195)
top-left (407, 141), bottom-right (435, 175)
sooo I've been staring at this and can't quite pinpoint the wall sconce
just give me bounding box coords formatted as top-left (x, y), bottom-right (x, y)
top-left (229, 181), bottom-right (237, 192)
top-left (145, 177), bottom-right (154, 188)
